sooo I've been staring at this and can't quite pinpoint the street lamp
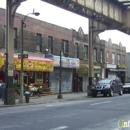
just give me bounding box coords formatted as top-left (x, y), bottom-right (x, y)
top-left (57, 50), bottom-right (63, 99)
top-left (19, 11), bottom-right (40, 103)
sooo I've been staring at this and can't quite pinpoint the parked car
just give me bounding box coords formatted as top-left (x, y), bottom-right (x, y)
top-left (123, 82), bottom-right (130, 93)
top-left (91, 78), bottom-right (123, 97)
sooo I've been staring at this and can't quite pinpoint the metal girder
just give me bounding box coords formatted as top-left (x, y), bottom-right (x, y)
top-left (8, 0), bottom-right (27, 27)
top-left (41, 0), bottom-right (123, 29)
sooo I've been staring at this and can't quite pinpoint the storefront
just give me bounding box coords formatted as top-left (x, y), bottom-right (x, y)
top-left (105, 64), bottom-right (117, 78)
top-left (76, 64), bottom-right (88, 92)
top-left (0, 53), bottom-right (53, 86)
top-left (46, 54), bottom-right (80, 93)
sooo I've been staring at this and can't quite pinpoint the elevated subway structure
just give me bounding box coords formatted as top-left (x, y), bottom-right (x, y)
top-left (6, 0), bottom-right (130, 104)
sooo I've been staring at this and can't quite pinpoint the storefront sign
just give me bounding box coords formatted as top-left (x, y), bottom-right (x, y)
top-left (0, 53), bottom-right (54, 72)
top-left (53, 56), bottom-right (79, 68)
top-left (107, 64), bottom-right (117, 68)
top-left (117, 64), bottom-right (126, 69)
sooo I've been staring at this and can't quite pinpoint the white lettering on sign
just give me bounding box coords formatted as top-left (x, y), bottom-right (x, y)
top-left (95, 0), bottom-right (102, 13)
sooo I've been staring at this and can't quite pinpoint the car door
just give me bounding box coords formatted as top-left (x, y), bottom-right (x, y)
top-left (112, 79), bottom-right (117, 93)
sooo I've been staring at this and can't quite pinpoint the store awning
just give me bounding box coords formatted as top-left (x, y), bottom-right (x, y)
top-left (0, 53), bottom-right (54, 72)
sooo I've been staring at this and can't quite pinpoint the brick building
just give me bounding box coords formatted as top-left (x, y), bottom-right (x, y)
top-left (0, 8), bottom-right (126, 94)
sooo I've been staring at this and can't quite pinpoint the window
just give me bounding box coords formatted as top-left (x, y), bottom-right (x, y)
top-left (123, 55), bottom-right (125, 64)
top-left (75, 43), bottom-right (78, 58)
top-left (106, 51), bottom-right (109, 63)
top-left (48, 36), bottom-right (53, 54)
top-left (117, 54), bottom-right (120, 65)
top-left (4, 25), bottom-right (6, 48)
top-left (112, 53), bottom-right (115, 64)
top-left (94, 48), bottom-right (97, 62)
top-left (84, 45), bottom-right (88, 59)
top-left (62, 40), bottom-right (69, 53)
top-left (14, 28), bottom-right (17, 49)
top-left (36, 34), bottom-right (42, 52)
top-left (100, 50), bottom-right (103, 63)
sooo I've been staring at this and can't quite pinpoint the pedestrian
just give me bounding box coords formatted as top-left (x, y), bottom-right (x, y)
top-left (0, 80), bottom-right (5, 101)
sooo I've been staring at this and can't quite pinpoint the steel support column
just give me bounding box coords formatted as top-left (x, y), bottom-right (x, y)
top-left (5, 0), bottom-right (27, 105)
top-left (87, 19), bottom-right (108, 96)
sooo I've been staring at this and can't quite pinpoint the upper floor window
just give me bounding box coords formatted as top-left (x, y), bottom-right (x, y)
top-left (112, 53), bottom-right (115, 64)
top-left (62, 40), bottom-right (69, 53)
top-left (94, 48), bottom-right (97, 62)
top-left (48, 36), bottom-right (53, 54)
top-left (117, 54), bottom-right (120, 65)
top-left (123, 55), bottom-right (125, 64)
top-left (100, 50), bottom-right (103, 63)
top-left (84, 45), bottom-right (88, 59)
top-left (106, 51), bottom-right (109, 63)
top-left (36, 34), bottom-right (42, 52)
top-left (75, 43), bottom-right (78, 58)
top-left (14, 28), bottom-right (17, 49)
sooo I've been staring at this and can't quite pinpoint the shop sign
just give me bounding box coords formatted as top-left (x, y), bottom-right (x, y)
top-left (107, 64), bottom-right (117, 68)
top-left (0, 53), bottom-right (54, 72)
top-left (53, 56), bottom-right (79, 68)
top-left (94, 69), bottom-right (101, 74)
top-left (14, 59), bottom-right (53, 72)
top-left (117, 64), bottom-right (126, 69)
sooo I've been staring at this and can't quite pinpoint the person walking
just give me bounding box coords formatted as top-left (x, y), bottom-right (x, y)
top-left (0, 80), bottom-right (5, 101)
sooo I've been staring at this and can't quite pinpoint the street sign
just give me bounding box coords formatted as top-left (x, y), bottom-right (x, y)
top-left (18, 54), bottom-right (28, 59)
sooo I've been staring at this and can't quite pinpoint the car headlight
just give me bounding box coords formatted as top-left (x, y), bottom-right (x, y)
top-left (105, 85), bottom-right (110, 88)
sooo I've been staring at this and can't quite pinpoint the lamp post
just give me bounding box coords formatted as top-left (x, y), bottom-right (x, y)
top-left (19, 11), bottom-right (40, 103)
top-left (57, 50), bottom-right (63, 99)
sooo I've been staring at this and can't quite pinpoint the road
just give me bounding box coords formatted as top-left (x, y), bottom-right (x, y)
top-left (0, 94), bottom-right (130, 130)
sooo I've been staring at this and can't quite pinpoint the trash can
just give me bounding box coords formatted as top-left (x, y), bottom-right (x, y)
top-left (24, 91), bottom-right (30, 103)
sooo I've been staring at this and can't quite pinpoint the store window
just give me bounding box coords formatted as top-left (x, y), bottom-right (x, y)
top-left (37, 72), bottom-right (43, 84)
top-left (30, 72), bottom-right (35, 83)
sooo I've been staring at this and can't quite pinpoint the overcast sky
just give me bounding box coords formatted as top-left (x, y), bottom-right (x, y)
top-left (1, 0), bottom-right (130, 52)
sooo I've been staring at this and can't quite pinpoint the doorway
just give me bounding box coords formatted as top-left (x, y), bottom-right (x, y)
top-left (78, 77), bottom-right (83, 92)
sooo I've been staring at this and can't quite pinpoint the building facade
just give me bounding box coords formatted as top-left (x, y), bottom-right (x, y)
top-left (0, 8), bottom-right (127, 94)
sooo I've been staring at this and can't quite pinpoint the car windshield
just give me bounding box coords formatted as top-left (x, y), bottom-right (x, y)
top-left (98, 79), bottom-right (111, 84)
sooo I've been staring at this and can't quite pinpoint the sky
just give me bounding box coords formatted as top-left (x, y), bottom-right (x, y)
top-left (1, 0), bottom-right (130, 52)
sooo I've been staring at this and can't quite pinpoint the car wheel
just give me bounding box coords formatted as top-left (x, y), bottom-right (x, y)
top-left (119, 88), bottom-right (123, 96)
top-left (92, 93), bottom-right (97, 97)
top-left (109, 89), bottom-right (114, 97)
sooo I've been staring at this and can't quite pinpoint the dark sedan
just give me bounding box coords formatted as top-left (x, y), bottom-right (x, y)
top-left (91, 78), bottom-right (123, 97)
top-left (123, 82), bottom-right (130, 93)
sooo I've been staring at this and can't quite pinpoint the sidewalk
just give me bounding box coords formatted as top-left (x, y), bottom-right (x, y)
top-left (0, 92), bottom-right (88, 107)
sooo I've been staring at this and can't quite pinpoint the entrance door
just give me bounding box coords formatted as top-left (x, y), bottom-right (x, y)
top-left (78, 77), bottom-right (83, 92)
top-left (24, 76), bottom-right (28, 85)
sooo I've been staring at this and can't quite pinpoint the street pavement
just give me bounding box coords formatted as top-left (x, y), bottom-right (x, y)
top-left (0, 92), bottom-right (88, 107)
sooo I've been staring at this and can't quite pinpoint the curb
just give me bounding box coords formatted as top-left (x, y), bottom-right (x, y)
top-left (0, 97), bottom-right (88, 108)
